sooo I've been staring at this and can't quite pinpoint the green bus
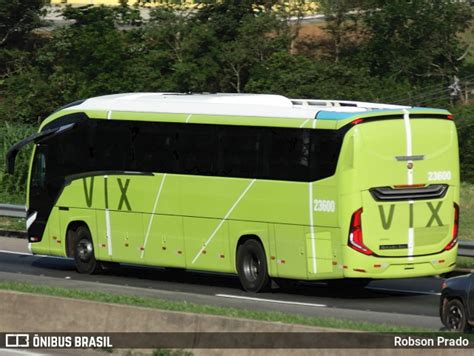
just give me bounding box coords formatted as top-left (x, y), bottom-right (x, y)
top-left (7, 93), bottom-right (460, 292)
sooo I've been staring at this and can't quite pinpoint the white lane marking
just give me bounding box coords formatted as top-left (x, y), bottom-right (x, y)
top-left (191, 179), bottom-right (256, 265)
top-left (185, 114), bottom-right (192, 123)
top-left (26, 212), bottom-right (37, 230)
top-left (367, 286), bottom-right (441, 296)
top-left (141, 174), bottom-right (167, 258)
top-left (0, 249), bottom-right (70, 260)
top-left (308, 183), bottom-right (317, 274)
top-left (402, 109), bottom-right (413, 185)
top-left (107, 110), bottom-right (113, 120)
top-left (299, 119), bottom-right (310, 128)
top-left (216, 294), bottom-right (327, 307)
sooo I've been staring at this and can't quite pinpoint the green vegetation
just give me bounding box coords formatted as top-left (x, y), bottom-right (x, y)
top-left (459, 183), bottom-right (474, 241)
top-left (0, 217), bottom-right (25, 231)
top-left (456, 256), bottom-right (474, 270)
top-left (0, 281), bottom-right (432, 332)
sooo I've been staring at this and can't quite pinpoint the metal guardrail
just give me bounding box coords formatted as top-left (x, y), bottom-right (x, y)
top-left (0, 204), bottom-right (26, 218)
top-left (0, 203), bottom-right (472, 257)
top-left (458, 240), bottom-right (474, 257)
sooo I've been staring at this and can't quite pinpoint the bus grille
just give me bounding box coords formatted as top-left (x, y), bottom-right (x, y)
top-left (369, 184), bottom-right (448, 202)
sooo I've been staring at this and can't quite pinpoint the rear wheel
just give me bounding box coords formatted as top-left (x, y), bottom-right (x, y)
top-left (73, 225), bottom-right (101, 274)
top-left (236, 239), bottom-right (271, 293)
top-left (442, 299), bottom-right (470, 332)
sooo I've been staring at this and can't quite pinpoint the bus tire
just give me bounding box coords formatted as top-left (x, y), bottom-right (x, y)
top-left (73, 225), bottom-right (101, 274)
top-left (236, 239), bottom-right (271, 293)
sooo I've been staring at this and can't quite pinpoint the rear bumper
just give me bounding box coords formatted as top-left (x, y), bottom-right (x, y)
top-left (341, 246), bottom-right (457, 278)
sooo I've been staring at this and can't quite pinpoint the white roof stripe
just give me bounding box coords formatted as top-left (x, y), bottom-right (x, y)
top-left (67, 93), bottom-right (404, 119)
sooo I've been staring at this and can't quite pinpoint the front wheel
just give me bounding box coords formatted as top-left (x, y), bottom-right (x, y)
top-left (442, 299), bottom-right (471, 332)
top-left (236, 239), bottom-right (271, 293)
top-left (73, 225), bottom-right (101, 274)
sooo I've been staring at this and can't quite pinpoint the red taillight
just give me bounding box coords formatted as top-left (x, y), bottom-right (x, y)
top-left (351, 118), bottom-right (364, 125)
top-left (348, 208), bottom-right (373, 255)
top-left (447, 114), bottom-right (454, 120)
top-left (393, 184), bottom-right (426, 189)
top-left (444, 203), bottom-right (459, 251)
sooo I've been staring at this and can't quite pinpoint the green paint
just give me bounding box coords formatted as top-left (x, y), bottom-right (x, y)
top-left (82, 177), bottom-right (94, 207)
top-left (117, 178), bottom-right (131, 211)
top-left (378, 205), bottom-right (395, 230)
top-left (426, 201), bottom-right (443, 227)
top-left (104, 176), bottom-right (109, 209)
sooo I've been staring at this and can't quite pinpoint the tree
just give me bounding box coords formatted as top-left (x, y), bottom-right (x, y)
top-left (319, 0), bottom-right (363, 62)
top-left (0, 0), bottom-right (45, 86)
top-left (0, 0), bottom-right (45, 49)
top-left (361, 0), bottom-right (472, 83)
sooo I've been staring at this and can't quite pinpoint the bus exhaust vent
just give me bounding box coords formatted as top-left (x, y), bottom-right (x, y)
top-left (370, 184), bottom-right (448, 202)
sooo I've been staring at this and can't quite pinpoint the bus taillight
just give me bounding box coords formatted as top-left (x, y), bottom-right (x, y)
top-left (444, 203), bottom-right (459, 251)
top-left (348, 208), bottom-right (373, 255)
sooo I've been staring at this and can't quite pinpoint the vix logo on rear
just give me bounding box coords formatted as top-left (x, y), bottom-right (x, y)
top-left (378, 202), bottom-right (443, 229)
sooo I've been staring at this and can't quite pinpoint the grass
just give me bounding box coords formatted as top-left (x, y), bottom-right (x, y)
top-left (455, 256), bottom-right (474, 270)
top-left (459, 182), bottom-right (474, 241)
top-left (0, 216), bottom-right (25, 231)
top-left (0, 281), bottom-right (432, 333)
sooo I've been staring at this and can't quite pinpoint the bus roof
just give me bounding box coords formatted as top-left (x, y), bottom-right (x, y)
top-left (44, 93), bottom-right (451, 131)
top-left (64, 92), bottom-right (415, 120)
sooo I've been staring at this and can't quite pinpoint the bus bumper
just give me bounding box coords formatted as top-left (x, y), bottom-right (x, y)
top-left (341, 246), bottom-right (457, 278)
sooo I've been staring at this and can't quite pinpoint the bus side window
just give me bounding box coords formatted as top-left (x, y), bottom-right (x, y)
top-left (216, 125), bottom-right (260, 179)
top-left (93, 121), bottom-right (131, 172)
top-left (310, 129), bottom-right (344, 180)
top-left (264, 128), bottom-right (310, 181)
top-left (179, 124), bottom-right (217, 176)
top-left (133, 122), bottom-right (180, 174)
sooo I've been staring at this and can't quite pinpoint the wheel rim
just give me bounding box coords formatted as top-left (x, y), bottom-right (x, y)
top-left (77, 238), bottom-right (93, 263)
top-left (243, 252), bottom-right (260, 282)
top-left (446, 304), bottom-right (464, 330)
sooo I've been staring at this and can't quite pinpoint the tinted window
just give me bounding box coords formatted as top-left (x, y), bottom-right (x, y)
top-left (179, 124), bottom-right (217, 175)
top-left (263, 128), bottom-right (310, 181)
top-left (35, 118), bottom-right (345, 184)
top-left (310, 129), bottom-right (344, 181)
top-left (217, 125), bottom-right (261, 179)
top-left (132, 122), bottom-right (180, 174)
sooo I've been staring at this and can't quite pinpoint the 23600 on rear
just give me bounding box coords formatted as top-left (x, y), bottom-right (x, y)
top-left (6, 93), bottom-right (460, 292)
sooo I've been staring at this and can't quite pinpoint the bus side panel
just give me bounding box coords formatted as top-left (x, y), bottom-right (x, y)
top-left (273, 224), bottom-right (307, 279)
top-left (180, 176), bottom-right (253, 272)
top-left (141, 214), bottom-right (185, 268)
top-left (183, 217), bottom-right (231, 272)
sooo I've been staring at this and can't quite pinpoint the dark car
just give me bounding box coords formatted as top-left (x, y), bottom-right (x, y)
top-left (440, 273), bottom-right (474, 331)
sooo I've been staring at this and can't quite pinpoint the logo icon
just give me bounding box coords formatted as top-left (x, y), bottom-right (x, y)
top-left (5, 334), bottom-right (29, 348)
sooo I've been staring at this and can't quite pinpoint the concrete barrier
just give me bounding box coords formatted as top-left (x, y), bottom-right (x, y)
top-left (0, 290), bottom-right (331, 333)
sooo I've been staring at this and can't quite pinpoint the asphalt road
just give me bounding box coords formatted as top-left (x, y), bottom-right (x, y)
top-left (0, 236), bottom-right (455, 330)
